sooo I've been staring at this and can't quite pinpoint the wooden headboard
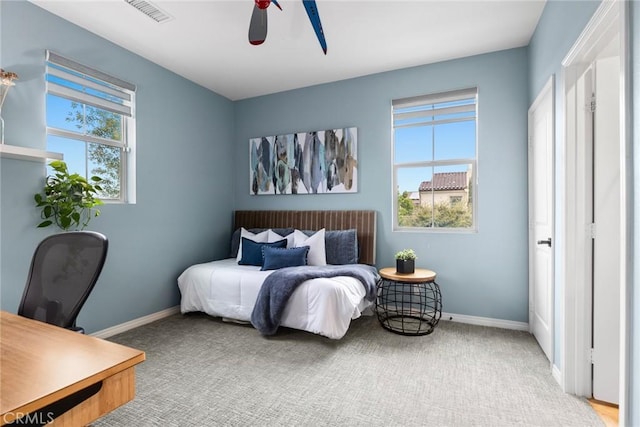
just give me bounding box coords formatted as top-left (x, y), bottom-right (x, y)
top-left (234, 210), bottom-right (377, 265)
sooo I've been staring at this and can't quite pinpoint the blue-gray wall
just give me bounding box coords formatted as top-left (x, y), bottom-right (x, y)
top-left (0, 1), bottom-right (235, 332)
top-left (2, 1), bottom-right (638, 422)
top-left (235, 48), bottom-right (530, 323)
top-left (0, 1), bottom-right (539, 329)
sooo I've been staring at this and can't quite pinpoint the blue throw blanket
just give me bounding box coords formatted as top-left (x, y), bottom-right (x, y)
top-left (250, 264), bottom-right (380, 336)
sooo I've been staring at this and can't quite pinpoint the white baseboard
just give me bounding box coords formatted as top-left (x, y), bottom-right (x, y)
top-left (442, 311), bottom-right (529, 331)
top-left (91, 307), bottom-right (528, 338)
top-left (552, 364), bottom-right (562, 386)
top-left (91, 305), bottom-right (181, 339)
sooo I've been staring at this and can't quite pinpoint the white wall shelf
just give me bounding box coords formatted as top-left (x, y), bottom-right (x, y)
top-left (0, 144), bottom-right (63, 162)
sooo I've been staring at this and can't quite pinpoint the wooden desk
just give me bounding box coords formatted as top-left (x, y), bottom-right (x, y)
top-left (0, 311), bottom-right (145, 426)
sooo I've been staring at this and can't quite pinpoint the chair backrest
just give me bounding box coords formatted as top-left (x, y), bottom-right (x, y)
top-left (18, 231), bottom-right (108, 330)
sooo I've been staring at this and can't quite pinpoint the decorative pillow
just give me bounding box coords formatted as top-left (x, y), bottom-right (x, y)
top-left (324, 229), bottom-right (359, 265)
top-left (230, 228), bottom-right (294, 257)
top-left (269, 229), bottom-right (296, 248)
top-left (261, 246), bottom-right (310, 271)
top-left (235, 228), bottom-right (270, 262)
top-left (292, 228), bottom-right (326, 266)
top-left (238, 238), bottom-right (287, 266)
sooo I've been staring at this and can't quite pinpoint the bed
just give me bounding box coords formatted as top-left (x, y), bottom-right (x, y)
top-left (178, 210), bottom-right (378, 339)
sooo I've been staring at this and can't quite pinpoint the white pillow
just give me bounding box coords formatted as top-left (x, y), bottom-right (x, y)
top-left (293, 228), bottom-right (326, 266)
top-left (236, 228), bottom-right (271, 262)
top-left (269, 230), bottom-right (296, 248)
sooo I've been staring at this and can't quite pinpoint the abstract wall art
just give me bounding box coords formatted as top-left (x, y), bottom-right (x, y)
top-left (249, 127), bottom-right (358, 195)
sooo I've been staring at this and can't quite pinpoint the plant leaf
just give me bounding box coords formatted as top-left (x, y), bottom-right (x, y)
top-left (60, 215), bottom-right (71, 229)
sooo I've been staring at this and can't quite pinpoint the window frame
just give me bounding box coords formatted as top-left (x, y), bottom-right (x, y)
top-left (391, 88), bottom-right (478, 233)
top-left (45, 50), bottom-right (136, 204)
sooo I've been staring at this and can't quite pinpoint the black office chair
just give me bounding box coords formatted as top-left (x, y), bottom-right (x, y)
top-left (18, 231), bottom-right (108, 333)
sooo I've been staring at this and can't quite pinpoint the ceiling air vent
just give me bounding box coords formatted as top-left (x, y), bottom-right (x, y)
top-left (125, 0), bottom-right (173, 23)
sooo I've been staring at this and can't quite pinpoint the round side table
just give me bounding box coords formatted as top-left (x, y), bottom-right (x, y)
top-left (375, 267), bottom-right (442, 336)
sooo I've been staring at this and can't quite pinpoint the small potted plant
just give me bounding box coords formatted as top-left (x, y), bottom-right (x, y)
top-left (34, 160), bottom-right (104, 231)
top-left (395, 249), bottom-right (417, 274)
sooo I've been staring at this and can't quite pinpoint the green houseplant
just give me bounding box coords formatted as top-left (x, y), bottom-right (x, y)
top-left (395, 248), bottom-right (417, 274)
top-left (34, 160), bottom-right (104, 231)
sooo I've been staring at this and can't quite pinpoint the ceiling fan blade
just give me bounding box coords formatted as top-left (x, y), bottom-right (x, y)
top-left (302, 0), bottom-right (327, 54)
top-left (249, 3), bottom-right (268, 45)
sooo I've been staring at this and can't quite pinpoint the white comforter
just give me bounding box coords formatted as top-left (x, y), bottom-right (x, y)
top-left (177, 258), bottom-right (372, 339)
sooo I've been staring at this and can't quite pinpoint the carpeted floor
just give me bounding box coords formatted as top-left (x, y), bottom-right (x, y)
top-left (93, 313), bottom-right (603, 427)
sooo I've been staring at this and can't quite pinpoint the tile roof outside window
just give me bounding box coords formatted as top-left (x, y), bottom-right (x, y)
top-left (419, 172), bottom-right (468, 191)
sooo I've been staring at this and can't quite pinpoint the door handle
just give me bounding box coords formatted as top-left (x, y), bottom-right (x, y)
top-left (537, 238), bottom-right (552, 247)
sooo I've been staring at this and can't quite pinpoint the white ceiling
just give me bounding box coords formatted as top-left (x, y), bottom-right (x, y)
top-left (30, 0), bottom-right (546, 101)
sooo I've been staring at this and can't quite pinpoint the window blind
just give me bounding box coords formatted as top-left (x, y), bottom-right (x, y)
top-left (46, 50), bottom-right (136, 118)
top-left (392, 88), bottom-right (477, 128)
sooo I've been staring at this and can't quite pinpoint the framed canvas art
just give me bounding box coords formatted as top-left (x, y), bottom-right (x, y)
top-left (250, 127), bottom-right (357, 195)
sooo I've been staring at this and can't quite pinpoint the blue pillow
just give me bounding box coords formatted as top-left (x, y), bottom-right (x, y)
top-left (238, 238), bottom-right (286, 266)
top-left (261, 246), bottom-right (310, 271)
top-left (324, 229), bottom-right (359, 264)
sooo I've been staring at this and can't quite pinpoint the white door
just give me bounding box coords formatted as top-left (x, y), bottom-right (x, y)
top-left (591, 46), bottom-right (621, 404)
top-left (560, 0), bottom-right (628, 410)
top-left (528, 77), bottom-right (554, 361)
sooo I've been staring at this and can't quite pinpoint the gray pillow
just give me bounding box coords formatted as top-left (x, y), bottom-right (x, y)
top-left (297, 229), bottom-right (359, 265)
top-left (325, 229), bottom-right (359, 264)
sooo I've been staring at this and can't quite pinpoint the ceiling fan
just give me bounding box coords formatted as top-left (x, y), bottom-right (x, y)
top-left (248, 0), bottom-right (327, 55)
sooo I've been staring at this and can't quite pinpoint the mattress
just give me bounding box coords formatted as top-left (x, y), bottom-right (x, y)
top-left (177, 258), bottom-right (373, 339)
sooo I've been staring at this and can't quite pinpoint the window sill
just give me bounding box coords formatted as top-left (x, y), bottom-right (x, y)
top-left (0, 144), bottom-right (63, 162)
top-left (393, 226), bottom-right (478, 234)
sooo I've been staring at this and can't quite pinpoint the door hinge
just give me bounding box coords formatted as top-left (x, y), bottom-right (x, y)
top-left (589, 348), bottom-right (595, 364)
top-left (590, 96), bottom-right (596, 113)
top-left (588, 223), bottom-right (596, 239)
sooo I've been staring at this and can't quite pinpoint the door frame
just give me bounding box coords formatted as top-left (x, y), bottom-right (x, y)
top-left (560, 0), bottom-right (630, 421)
top-left (528, 75), bottom-right (555, 368)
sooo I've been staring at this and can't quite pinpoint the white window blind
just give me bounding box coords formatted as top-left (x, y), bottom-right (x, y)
top-left (393, 88), bottom-right (477, 129)
top-left (46, 50), bottom-right (135, 118)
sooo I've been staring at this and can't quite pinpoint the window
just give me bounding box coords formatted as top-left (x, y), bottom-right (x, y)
top-left (392, 88), bottom-right (477, 230)
top-left (45, 51), bottom-right (136, 203)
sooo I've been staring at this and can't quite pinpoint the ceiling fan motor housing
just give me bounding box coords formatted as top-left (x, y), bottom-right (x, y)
top-left (255, 0), bottom-right (271, 9)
